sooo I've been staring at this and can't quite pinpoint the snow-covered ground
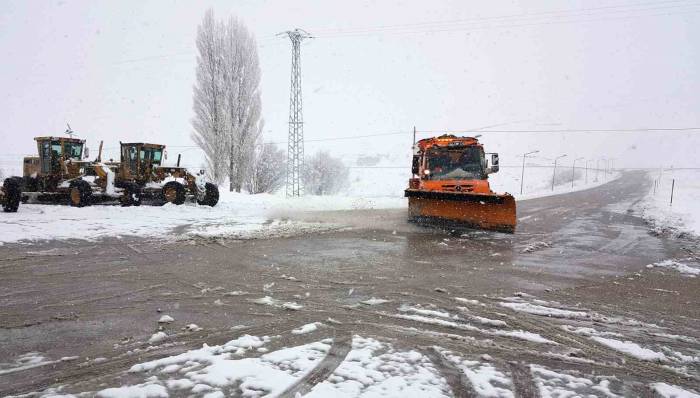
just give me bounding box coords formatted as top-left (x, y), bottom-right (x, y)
top-left (637, 169), bottom-right (700, 238)
top-left (0, 159), bottom-right (618, 244)
top-left (14, 311), bottom-right (700, 397)
top-left (0, 193), bottom-right (399, 245)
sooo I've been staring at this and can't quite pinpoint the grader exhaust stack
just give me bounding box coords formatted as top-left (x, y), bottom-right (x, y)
top-left (405, 134), bottom-right (516, 233)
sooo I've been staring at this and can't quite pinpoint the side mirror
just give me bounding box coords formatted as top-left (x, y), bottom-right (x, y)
top-left (488, 153), bottom-right (500, 174)
top-left (411, 156), bottom-right (420, 175)
top-left (84, 147), bottom-right (90, 159)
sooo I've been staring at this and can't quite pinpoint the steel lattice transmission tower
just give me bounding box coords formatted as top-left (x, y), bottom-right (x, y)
top-left (280, 28), bottom-right (312, 197)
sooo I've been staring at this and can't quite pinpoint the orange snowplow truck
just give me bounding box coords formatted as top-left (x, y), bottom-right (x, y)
top-left (405, 134), bottom-right (516, 233)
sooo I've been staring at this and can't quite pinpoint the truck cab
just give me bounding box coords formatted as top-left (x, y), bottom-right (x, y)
top-left (410, 135), bottom-right (499, 194)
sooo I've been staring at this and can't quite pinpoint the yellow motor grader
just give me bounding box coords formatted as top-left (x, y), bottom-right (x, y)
top-left (20, 136), bottom-right (101, 206)
top-left (19, 136), bottom-right (219, 207)
top-left (110, 141), bottom-right (219, 206)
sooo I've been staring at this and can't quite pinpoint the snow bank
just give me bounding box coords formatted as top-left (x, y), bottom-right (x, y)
top-left (638, 169), bottom-right (700, 237)
top-left (0, 196), bottom-right (345, 244)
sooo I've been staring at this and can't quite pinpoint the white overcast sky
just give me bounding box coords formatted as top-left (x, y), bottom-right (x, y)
top-left (1, 0), bottom-right (699, 172)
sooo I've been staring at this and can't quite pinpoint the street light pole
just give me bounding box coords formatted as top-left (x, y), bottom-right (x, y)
top-left (572, 157), bottom-right (584, 188)
top-left (585, 160), bottom-right (593, 184)
top-left (520, 150), bottom-right (539, 195)
top-left (597, 157), bottom-right (606, 182)
top-left (552, 154), bottom-right (567, 191)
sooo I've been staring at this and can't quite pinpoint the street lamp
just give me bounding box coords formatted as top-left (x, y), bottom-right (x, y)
top-left (552, 154), bottom-right (567, 191)
top-left (571, 157), bottom-right (584, 188)
top-left (596, 157), bottom-right (606, 182)
top-left (585, 159), bottom-right (593, 184)
top-left (520, 150), bottom-right (539, 195)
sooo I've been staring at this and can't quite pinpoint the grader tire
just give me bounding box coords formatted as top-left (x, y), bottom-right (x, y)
top-left (162, 181), bottom-right (186, 205)
top-left (69, 180), bottom-right (92, 208)
top-left (120, 183), bottom-right (142, 207)
top-left (196, 182), bottom-right (219, 207)
top-left (2, 177), bottom-right (22, 213)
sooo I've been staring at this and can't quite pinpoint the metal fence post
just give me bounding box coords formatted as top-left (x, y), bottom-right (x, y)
top-left (670, 179), bottom-right (675, 206)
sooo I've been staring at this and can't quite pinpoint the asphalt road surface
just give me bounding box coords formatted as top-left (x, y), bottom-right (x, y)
top-left (1, 171), bottom-right (698, 397)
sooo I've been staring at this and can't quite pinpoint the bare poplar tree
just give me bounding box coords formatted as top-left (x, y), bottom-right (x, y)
top-left (302, 151), bottom-right (350, 196)
top-left (192, 10), bottom-right (227, 185)
top-left (245, 142), bottom-right (286, 194)
top-left (224, 17), bottom-right (263, 192)
top-left (192, 10), bottom-right (263, 191)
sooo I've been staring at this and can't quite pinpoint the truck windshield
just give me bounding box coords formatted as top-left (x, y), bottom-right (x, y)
top-left (426, 146), bottom-right (484, 180)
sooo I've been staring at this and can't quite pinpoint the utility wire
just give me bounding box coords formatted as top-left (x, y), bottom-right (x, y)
top-left (97, 1), bottom-right (700, 66)
top-left (1, 126), bottom-right (699, 157)
top-left (313, 6), bottom-right (700, 39)
top-left (310, 0), bottom-right (698, 36)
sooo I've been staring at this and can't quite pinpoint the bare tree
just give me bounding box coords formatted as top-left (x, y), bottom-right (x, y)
top-left (192, 10), bottom-right (227, 185)
top-left (192, 10), bottom-right (263, 192)
top-left (302, 151), bottom-right (349, 196)
top-left (245, 142), bottom-right (286, 194)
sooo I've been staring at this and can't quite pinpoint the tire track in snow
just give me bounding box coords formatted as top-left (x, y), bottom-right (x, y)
top-left (422, 346), bottom-right (478, 398)
top-left (278, 329), bottom-right (352, 398)
top-left (491, 300), bottom-right (700, 390)
top-left (508, 362), bottom-right (537, 398)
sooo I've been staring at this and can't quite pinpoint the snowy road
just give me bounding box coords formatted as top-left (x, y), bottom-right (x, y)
top-left (1, 171), bottom-right (699, 397)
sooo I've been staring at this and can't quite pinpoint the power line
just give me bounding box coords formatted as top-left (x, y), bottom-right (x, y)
top-left (0, 125), bottom-right (698, 158)
top-left (310, 0), bottom-right (697, 35)
top-left (312, 3), bottom-right (700, 39)
top-left (71, 1), bottom-right (700, 68)
top-left (420, 127), bottom-right (700, 133)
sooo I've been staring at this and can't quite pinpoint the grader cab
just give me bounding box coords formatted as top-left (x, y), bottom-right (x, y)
top-left (118, 143), bottom-right (165, 183)
top-left (22, 136), bottom-right (87, 192)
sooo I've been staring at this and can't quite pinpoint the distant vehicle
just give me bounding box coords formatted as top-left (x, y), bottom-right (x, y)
top-left (405, 134), bottom-right (516, 233)
top-left (18, 135), bottom-right (219, 207)
top-left (1, 177), bottom-right (22, 212)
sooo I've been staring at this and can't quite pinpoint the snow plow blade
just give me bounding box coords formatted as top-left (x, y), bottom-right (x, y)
top-left (405, 189), bottom-right (516, 233)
